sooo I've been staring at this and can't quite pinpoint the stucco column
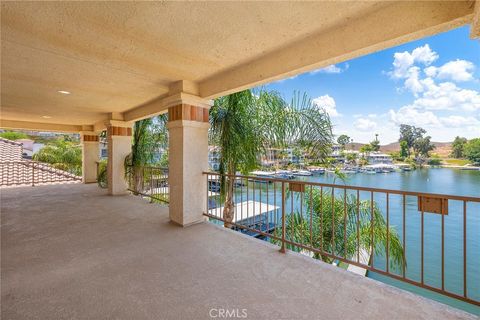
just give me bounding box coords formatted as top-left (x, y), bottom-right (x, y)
top-left (168, 104), bottom-right (210, 226)
top-left (107, 122), bottom-right (132, 195)
top-left (80, 132), bottom-right (100, 183)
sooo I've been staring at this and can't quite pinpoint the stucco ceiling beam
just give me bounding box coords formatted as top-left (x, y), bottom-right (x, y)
top-left (0, 119), bottom-right (91, 133)
top-left (122, 81), bottom-right (211, 122)
top-left (198, 1), bottom-right (474, 99)
top-left (471, 0), bottom-right (480, 38)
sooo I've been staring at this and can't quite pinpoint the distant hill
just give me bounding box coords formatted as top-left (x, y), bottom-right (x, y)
top-left (380, 141), bottom-right (452, 157)
top-left (347, 141), bottom-right (453, 157)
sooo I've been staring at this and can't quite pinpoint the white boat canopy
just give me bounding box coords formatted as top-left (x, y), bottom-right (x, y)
top-left (208, 200), bottom-right (279, 223)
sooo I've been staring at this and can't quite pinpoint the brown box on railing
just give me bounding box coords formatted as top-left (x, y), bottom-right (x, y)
top-left (418, 196), bottom-right (448, 215)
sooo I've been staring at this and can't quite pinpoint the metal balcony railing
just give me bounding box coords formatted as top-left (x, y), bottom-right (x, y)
top-left (203, 171), bottom-right (480, 307)
top-left (126, 165), bottom-right (169, 204)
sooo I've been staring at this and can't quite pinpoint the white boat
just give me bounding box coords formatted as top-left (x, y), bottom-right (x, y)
top-left (307, 167), bottom-right (325, 175)
top-left (292, 170), bottom-right (312, 176)
top-left (249, 170), bottom-right (275, 183)
top-left (364, 163), bottom-right (396, 173)
top-left (250, 170), bottom-right (275, 177)
top-left (274, 170), bottom-right (295, 179)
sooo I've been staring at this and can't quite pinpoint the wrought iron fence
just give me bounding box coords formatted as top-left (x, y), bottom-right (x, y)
top-left (203, 171), bottom-right (480, 307)
top-left (126, 165), bottom-right (169, 204)
top-left (0, 161), bottom-right (82, 186)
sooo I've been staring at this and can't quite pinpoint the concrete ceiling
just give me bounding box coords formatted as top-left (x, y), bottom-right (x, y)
top-left (1, 1), bottom-right (478, 131)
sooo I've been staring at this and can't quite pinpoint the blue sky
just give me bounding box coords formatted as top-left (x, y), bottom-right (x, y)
top-left (260, 26), bottom-right (480, 144)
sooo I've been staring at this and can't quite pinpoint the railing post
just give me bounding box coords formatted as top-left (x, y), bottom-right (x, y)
top-left (150, 168), bottom-right (154, 203)
top-left (280, 181), bottom-right (286, 253)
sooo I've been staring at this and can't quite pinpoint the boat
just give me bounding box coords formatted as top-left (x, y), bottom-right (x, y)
top-left (249, 170), bottom-right (275, 183)
top-left (340, 168), bottom-right (357, 174)
top-left (292, 170), bottom-right (312, 176)
top-left (274, 170), bottom-right (295, 179)
top-left (307, 167), bottom-right (325, 175)
top-left (364, 163), bottom-right (396, 173)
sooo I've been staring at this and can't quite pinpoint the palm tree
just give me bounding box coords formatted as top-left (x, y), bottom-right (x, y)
top-left (125, 114), bottom-right (168, 193)
top-left (276, 188), bottom-right (405, 270)
top-left (209, 89), bottom-right (333, 227)
top-left (33, 137), bottom-right (82, 175)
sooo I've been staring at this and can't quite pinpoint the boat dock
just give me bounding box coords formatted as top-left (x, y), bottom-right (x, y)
top-left (208, 200), bottom-right (280, 238)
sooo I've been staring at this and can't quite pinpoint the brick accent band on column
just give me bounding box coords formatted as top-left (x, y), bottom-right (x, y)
top-left (108, 126), bottom-right (132, 136)
top-left (82, 135), bottom-right (99, 142)
top-left (168, 104), bottom-right (209, 123)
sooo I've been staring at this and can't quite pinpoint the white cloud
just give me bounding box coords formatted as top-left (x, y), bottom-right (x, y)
top-left (403, 67), bottom-right (424, 94)
top-left (412, 79), bottom-right (480, 111)
top-left (423, 59), bottom-right (475, 82)
top-left (440, 115), bottom-right (480, 128)
top-left (354, 117), bottom-right (377, 132)
top-left (391, 44), bottom-right (438, 79)
top-left (388, 105), bottom-right (441, 127)
top-left (310, 63), bottom-right (349, 75)
top-left (274, 75), bottom-right (298, 83)
top-left (388, 104), bottom-right (480, 131)
top-left (312, 94), bottom-right (341, 117)
top-left (388, 45), bottom-right (479, 115)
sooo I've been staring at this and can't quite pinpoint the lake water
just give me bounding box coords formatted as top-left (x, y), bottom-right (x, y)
top-left (296, 168), bottom-right (480, 315)
top-left (217, 168), bottom-right (480, 314)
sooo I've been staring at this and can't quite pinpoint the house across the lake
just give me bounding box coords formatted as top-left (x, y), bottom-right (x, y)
top-left (366, 152), bottom-right (393, 165)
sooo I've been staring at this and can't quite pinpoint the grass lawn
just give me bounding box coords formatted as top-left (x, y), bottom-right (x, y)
top-left (442, 158), bottom-right (470, 166)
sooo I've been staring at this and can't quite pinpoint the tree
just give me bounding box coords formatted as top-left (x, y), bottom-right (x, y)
top-left (400, 141), bottom-right (409, 158)
top-left (413, 136), bottom-right (435, 157)
top-left (33, 137), bottom-right (82, 175)
top-left (0, 131), bottom-right (28, 140)
top-left (337, 134), bottom-right (351, 150)
top-left (124, 114), bottom-right (168, 193)
top-left (370, 139), bottom-right (380, 152)
top-left (97, 159), bottom-right (108, 188)
top-left (369, 133), bottom-right (380, 152)
top-left (399, 124), bottom-right (426, 156)
top-left (450, 136), bottom-right (467, 159)
top-left (427, 156), bottom-right (441, 166)
top-left (345, 152), bottom-right (357, 164)
top-left (464, 138), bottom-right (480, 165)
top-left (210, 90), bottom-right (333, 227)
top-left (273, 188), bottom-right (405, 270)
top-left (359, 144), bottom-right (373, 154)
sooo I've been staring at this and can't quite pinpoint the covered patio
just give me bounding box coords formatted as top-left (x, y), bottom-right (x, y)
top-left (2, 1), bottom-right (480, 318)
top-left (1, 184), bottom-right (474, 319)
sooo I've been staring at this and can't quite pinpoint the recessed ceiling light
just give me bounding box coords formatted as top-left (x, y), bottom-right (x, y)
top-left (58, 90), bottom-right (71, 95)
top-left (41, 115), bottom-right (52, 119)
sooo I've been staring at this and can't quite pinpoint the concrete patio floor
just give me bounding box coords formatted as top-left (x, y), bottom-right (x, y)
top-left (1, 184), bottom-right (476, 319)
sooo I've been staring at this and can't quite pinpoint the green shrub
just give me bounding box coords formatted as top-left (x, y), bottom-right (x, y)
top-left (0, 131), bottom-right (28, 140)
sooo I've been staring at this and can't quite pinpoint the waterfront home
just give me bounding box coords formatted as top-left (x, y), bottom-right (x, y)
top-left (262, 147), bottom-right (304, 167)
top-left (329, 145), bottom-right (346, 163)
top-left (366, 152), bottom-right (393, 165)
top-left (208, 145), bottom-right (221, 171)
top-left (15, 139), bottom-right (44, 159)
